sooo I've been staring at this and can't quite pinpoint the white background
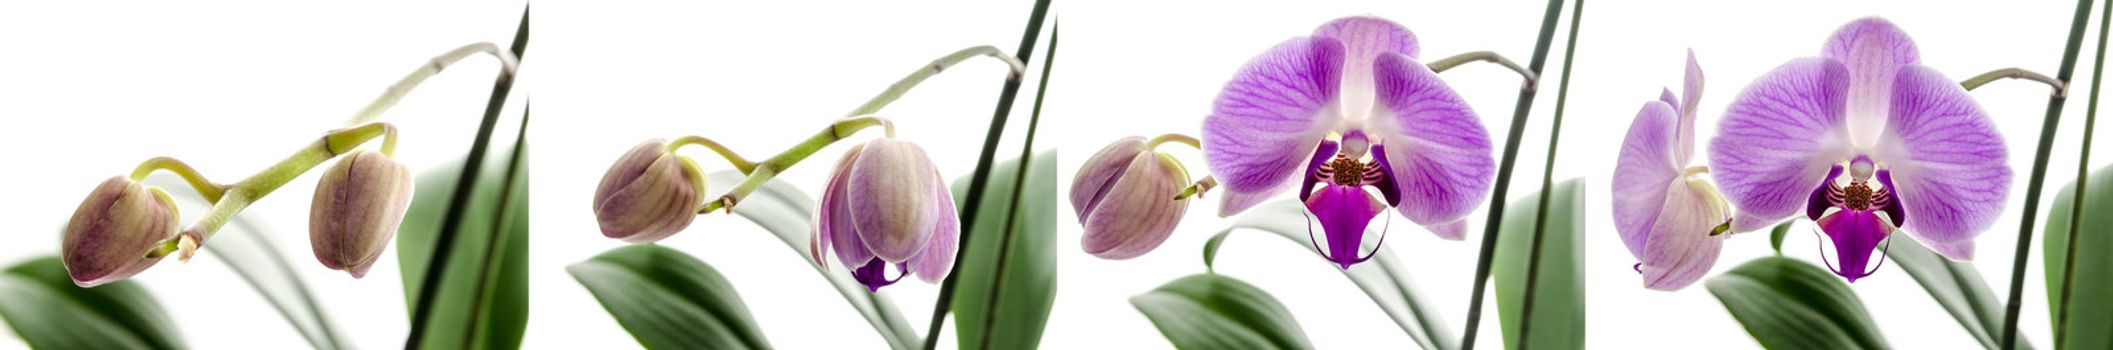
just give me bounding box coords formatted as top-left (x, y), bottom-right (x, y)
top-left (2, 1), bottom-right (2108, 349)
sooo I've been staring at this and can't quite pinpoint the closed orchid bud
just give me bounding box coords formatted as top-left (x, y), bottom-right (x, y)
top-left (310, 149), bottom-right (414, 278)
top-left (594, 139), bottom-right (708, 243)
top-left (812, 139), bottom-right (960, 292)
top-left (62, 176), bottom-right (180, 287)
top-left (1070, 136), bottom-right (1190, 259)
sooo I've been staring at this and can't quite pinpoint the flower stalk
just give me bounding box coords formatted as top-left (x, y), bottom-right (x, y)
top-left (2003, 0), bottom-right (2097, 348)
top-left (2054, 0), bottom-right (2109, 347)
top-left (346, 42), bottom-right (521, 126)
top-left (1517, 0), bottom-right (1583, 346)
top-left (1959, 67), bottom-right (2065, 96)
top-left (143, 122), bottom-right (400, 261)
top-left (1428, 51), bottom-right (1540, 91)
top-left (1461, 0), bottom-right (1570, 348)
top-left (696, 115), bottom-right (896, 214)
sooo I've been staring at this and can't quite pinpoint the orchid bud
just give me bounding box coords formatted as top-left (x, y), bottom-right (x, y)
top-left (309, 149), bottom-right (414, 278)
top-left (594, 139), bottom-right (707, 243)
top-left (62, 176), bottom-right (180, 287)
top-left (1070, 137), bottom-right (1190, 259)
top-left (812, 139), bottom-right (960, 292)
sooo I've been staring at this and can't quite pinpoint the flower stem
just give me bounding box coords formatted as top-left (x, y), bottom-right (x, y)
top-left (129, 157), bottom-right (231, 203)
top-left (1960, 67), bottom-right (2066, 97)
top-left (667, 135), bottom-right (758, 174)
top-left (698, 116), bottom-right (893, 214)
top-left (1174, 176), bottom-right (1218, 200)
top-left (2055, 0), bottom-right (2109, 347)
top-left (1145, 133), bottom-right (1201, 150)
top-left (848, 45), bottom-right (1027, 118)
top-left (146, 122), bottom-right (396, 261)
top-left (345, 42), bottom-right (520, 127)
top-left (2002, 0), bottom-right (2097, 348)
top-left (1516, 0), bottom-right (1583, 347)
top-left (1429, 51), bottom-right (1540, 92)
top-left (1460, 0), bottom-right (1569, 349)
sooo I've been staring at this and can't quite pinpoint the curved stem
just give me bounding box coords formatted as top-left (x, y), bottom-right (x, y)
top-left (1145, 133), bottom-right (1201, 151)
top-left (1429, 51), bottom-right (1541, 92)
top-left (1461, 1), bottom-right (1568, 349)
top-left (1961, 67), bottom-right (2066, 97)
top-left (1174, 176), bottom-right (1217, 200)
top-left (346, 42), bottom-right (521, 126)
top-left (848, 45), bottom-right (1027, 118)
top-left (2003, 0), bottom-right (2096, 348)
top-left (129, 157), bottom-right (231, 203)
top-left (698, 116), bottom-right (894, 214)
top-left (2056, 0), bottom-right (2109, 347)
top-left (145, 122), bottom-right (395, 261)
top-left (667, 135), bottom-right (758, 174)
top-left (1517, 1), bottom-right (1583, 346)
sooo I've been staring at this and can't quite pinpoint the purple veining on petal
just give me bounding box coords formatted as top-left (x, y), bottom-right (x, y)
top-left (1710, 58), bottom-right (1852, 226)
top-left (1815, 209), bottom-right (1894, 282)
top-left (821, 145), bottom-right (873, 269)
top-left (1218, 181), bottom-right (1292, 218)
top-left (1203, 37), bottom-right (1343, 195)
top-left (848, 140), bottom-right (941, 263)
top-left (1878, 64), bottom-right (2008, 246)
top-left (1676, 49), bottom-right (1705, 165)
top-left (1072, 137), bottom-right (1144, 220)
top-left (1639, 177), bottom-right (1729, 291)
top-left (1659, 88), bottom-right (1681, 114)
top-left (907, 170), bottom-right (959, 282)
top-left (1313, 16), bottom-right (1419, 60)
top-left (1824, 17), bottom-right (1921, 147)
top-left (1422, 219), bottom-right (1466, 241)
top-left (1082, 150), bottom-right (1190, 259)
top-left (1305, 184), bottom-right (1386, 269)
top-left (1370, 51), bottom-right (1494, 225)
top-left (1614, 101), bottom-right (1682, 258)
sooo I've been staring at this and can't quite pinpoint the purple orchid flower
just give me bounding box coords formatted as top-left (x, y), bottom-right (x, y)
top-left (810, 139), bottom-right (960, 292)
top-left (1711, 17), bottom-right (2010, 282)
top-left (1202, 16), bottom-right (1494, 269)
top-left (1613, 50), bottom-right (1733, 291)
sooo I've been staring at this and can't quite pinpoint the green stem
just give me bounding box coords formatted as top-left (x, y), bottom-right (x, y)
top-left (1428, 51), bottom-right (1540, 91)
top-left (1144, 133), bottom-right (1201, 151)
top-left (2055, 0), bottom-right (2108, 347)
top-left (2003, 0), bottom-right (2097, 348)
top-left (1516, 0), bottom-right (1583, 347)
top-left (144, 122), bottom-right (396, 261)
top-left (1174, 176), bottom-right (1217, 201)
top-left (346, 42), bottom-right (521, 127)
top-left (1960, 67), bottom-right (2066, 96)
top-left (848, 45), bottom-right (1027, 118)
top-left (1461, 1), bottom-right (1569, 349)
top-left (668, 135), bottom-right (758, 174)
top-left (129, 157), bottom-right (230, 203)
top-left (972, 19), bottom-right (1057, 350)
top-left (697, 116), bottom-right (893, 214)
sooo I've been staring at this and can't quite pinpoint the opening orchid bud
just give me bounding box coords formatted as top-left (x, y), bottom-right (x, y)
top-left (62, 176), bottom-right (180, 287)
top-left (310, 149), bottom-right (415, 278)
top-left (593, 139), bottom-right (708, 243)
top-left (1071, 136), bottom-right (1191, 259)
top-left (813, 139), bottom-right (961, 292)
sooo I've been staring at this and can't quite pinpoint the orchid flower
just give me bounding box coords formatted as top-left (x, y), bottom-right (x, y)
top-left (1711, 17), bottom-right (2010, 282)
top-left (1202, 16), bottom-right (1494, 269)
top-left (1613, 51), bottom-right (1733, 291)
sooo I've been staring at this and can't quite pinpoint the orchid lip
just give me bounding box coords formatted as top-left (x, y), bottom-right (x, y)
top-left (1805, 163), bottom-right (1904, 281)
top-left (1299, 140), bottom-right (1398, 269)
top-left (851, 258), bottom-right (908, 292)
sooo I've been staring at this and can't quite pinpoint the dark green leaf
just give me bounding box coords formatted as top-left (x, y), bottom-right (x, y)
top-left (1770, 220), bottom-right (1793, 255)
top-left (1706, 256), bottom-right (1887, 349)
top-left (949, 151), bottom-right (1058, 350)
top-left (1493, 178), bottom-right (1585, 350)
top-left (1131, 274), bottom-right (1310, 350)
top-left (1199, 201), bottom-right (1452, 350)
top-left (0, 256), bottom-right (183, 349)
top-left (707, 170), bottom-right (919, 349)
top-left (156, 181), bottom-right (346, 350)
top-left (2044, 170), bottom-right (2112, 349)
top-left (1886, 232), bottom-right (2018, 349)
top-left (569, 244), bottom-right (769, 349)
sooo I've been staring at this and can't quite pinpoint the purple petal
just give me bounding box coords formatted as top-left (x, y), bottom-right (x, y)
top-left (1659, 88), bottom-right (1680, 113)
top-left (849, 139), bottom-right (942, 263)
top-left (908, 171), bottom-right (960, 283)
top-left (1423, 219), bottom-right (1467, 241)
top-left (1072, 137), bottom-right (1145, 221)
top-left (821, 145), bottom-right (874, 269)
top-left (1304, 184), bottom-right (1386, 269)
top-left (1918, 235), bottom-right (1975, 261)
top-left (1298, 140), bottom-right (1342, 202)
top-left (1082, 151), bottom-right (1191, 259)
top-left (1370, 52), bottom-right (1494, 225)
top-left (1614, 101), bottom-right (1682, 258)
top-left (1640, 178), bottom-right (1730, 291)
top-left (1313, 16), bottom-right (1418, 119)
top-left (1822, 17), bottom-right (1920, 146)
top-left (1806, 165), bottom-right (1846, 221)
top-left (1203, 37), bottom-right (1342, 195)
top-left (1678, 49), bottom-right (1705, 164)
top-left (1815, 209), bottom-right (1894, 282)
top-left (1218, 182), bottom-right (1291, 218)
top-left (1710, 58), bottom-right (1852, 226)
top-left (1730, 212), bottom-right (1778, 234)
top-left (1877, 64), bottom-right (2008, 246)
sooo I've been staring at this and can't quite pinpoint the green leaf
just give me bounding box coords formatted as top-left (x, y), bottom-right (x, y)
top-left (156, 182), bottom-right (347, 350)
top-left (1706, 256), bottom-right (1887, 349)
top-left (1493, 178), bottom-right (1585, 350)
top-left (1131, 274), bottom-right (1311, 350)
top-left (1769, 220), bottom-right (1793, 255)
top-left (2044, 169), bottom-right (2112, 349)
top-left (1200, 201), bottom-right (1453, 350)
top-left (397, 7), bottom-right (529, 348)
top-left (0, 256), bottom-right (183, 349)
top-left (949, 151), bottom-right (1058, 349)
top-left (707, 170), bottom-right (920, 349)
top-left (569, 244), bottom-right (769, 349)
top-left (1885, 232), bottom-right (2019, 349)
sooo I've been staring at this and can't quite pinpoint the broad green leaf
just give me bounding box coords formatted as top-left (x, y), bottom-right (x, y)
top-left (2044, 170), bottom-right (2112, 350)
top-left (1769, 220), bottom-right (1793, 255)
top-left (569, 244), bottom-right (769, 349)
top-left (1885, 232), bottom-right (2018, 349)
top-left (396, 8), bottom-right (530, 348)
top-left (707, 170), bottom-right (920, 349)
top-left (1200, 200), bottom-right (1453, 350)
top-left (157, 182), bottom-right (347, 350)
top-left (1706, 256), bottom-right (1887, 349)
top-left (0, 256), bottom-right (182, 349)
top-left (949, 151), bottom-right (1058, 350)
top-left (1131, 274), bottom-right (1311, 350)
top-left (1493, 178), bottom-right (1586, 350)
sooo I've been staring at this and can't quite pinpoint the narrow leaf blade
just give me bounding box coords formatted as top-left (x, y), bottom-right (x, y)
top-left (1706, 256), bottom-right (1888, 349)
top-left (569, 244), bottom-right (770, 349)
top-left (1131, 273), bottom-right (1311, 350)
top-left (0, 256), bottom-right (181, 349)
top-left (1493, 178), bottom-right (1587, 350)
top-left (2043, 170), bottom-right (2112, 349)
top-left (949, 151), bottom-right (1059, 349)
